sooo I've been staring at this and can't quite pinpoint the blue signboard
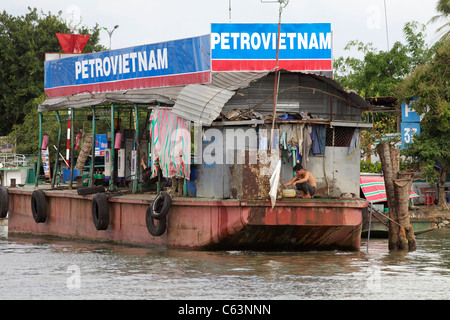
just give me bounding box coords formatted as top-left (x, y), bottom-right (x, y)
top-left (45, 35), bottom-right (211, 98)
top-left (401, 122), bottom-right (420, 149)
top-left (400, 97), bottom-right (421, 149)
top-left (211, 23), bottom-right (332, 72)
top-left (401, 98), bottom-right (421, 123)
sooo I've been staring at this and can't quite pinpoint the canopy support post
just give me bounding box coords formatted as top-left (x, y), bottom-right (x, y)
top-left (110, 104), bottom-right (115, 191)
top-left (89, 106), bottom-right (96, 188)
top-left (35, 112), bottom-right (43, 188)
top-left (51, 111), bottom-right (62, 188)
top-left (69, 109), bottom-right (75, 190)
top-left (133, 104), bottom-right (139, 194)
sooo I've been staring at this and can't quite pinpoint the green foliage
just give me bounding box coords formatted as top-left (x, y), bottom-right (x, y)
top-left (396, 40), bottom-right (450, 184)
top-left (429, 0), bottom-right (450, 42)
top-left (0, 7), bottom-right (105, 137)
top-left (335, 20), bottom-right (441, 165)
top-left (333, 21), bottom-right (435, 98)
top-left (360, 160), bottom-right (382, 173)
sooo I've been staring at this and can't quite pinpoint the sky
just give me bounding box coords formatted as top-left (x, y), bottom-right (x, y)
top-left (1, 0), bottom-right (444, 59)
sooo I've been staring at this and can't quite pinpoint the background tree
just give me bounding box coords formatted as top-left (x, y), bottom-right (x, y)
top-left (334, 21), bottom-right (434, 99)
top-left (0, 7), bottom-right (105, 136)
top-left (334, 21), bottom-right (437, 172)
top-left (396, 40), bottom-right (450, 208)
top-left (429, 0), bottom-right (450, 41)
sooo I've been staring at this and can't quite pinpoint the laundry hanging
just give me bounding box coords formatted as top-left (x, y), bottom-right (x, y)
top-left (311, 124), bottom-right (326, 155)
top-left (150, 107), bottom-right (191, 180)
top-left (301, 125), bottom-right (312, 168)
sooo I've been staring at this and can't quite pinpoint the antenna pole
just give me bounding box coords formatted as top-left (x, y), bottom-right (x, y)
top-left (384, 0), bottom-right (390, 51)
top-left (269, 0), bottom-right (288, 148)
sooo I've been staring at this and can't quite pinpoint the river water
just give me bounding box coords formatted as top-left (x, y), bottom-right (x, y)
top-left (0, 223), bottom-right (449, 300)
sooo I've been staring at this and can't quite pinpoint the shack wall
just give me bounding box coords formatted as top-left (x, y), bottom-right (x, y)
top-left (195, 126), bottom-right (361, 199)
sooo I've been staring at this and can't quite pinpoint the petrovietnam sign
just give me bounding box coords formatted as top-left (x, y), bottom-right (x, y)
top-left (211, 23), bottom-right (332, 72)
top-left (44, 35), bottom-right (211, 98)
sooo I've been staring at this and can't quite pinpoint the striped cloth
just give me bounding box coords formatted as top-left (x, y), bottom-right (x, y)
top-left (150, 107), bottom-right (191, 180)
top-left (360, 175), bottom-right (419, 203)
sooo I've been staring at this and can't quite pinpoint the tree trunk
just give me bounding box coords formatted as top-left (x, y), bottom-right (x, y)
top-left (397, 170), bottom-right (416, 250)
top-left (376, 142), bottom-right (399, 250)
top-left (438, 167), bottom-right (449, 209)
top-left (75, 134), bottom-right (93, 171)
top-left (375, 143), bottom-right (417, 250)
top-left (394, 177), bottom-right (416, 250)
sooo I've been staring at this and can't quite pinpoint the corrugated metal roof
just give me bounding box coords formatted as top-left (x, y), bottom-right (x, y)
top-left (38, 86), bottom-right (182, 112)
top-left (170, 72), bottom-right (270, 125)
top-left (170, 84), bottom-right (234, 126)
top-left (211, 71), bottom-right (270, 90)
top-left (38, 71), bottom-right (373, 125)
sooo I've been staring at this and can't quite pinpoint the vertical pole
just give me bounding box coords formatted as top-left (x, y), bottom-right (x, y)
top-left (366, 206), bottom-right (372, 254)
top-left (110, 104), bottom-right (115, 191)
top-left (384, 0), bottom-right (390, 51)
top-left (35, 112), bottom-right (43, 188)
top-left (69, 109), bottom-right (75, 190)
top-left (89, 106), bottom-right (96, 187)
top-left (157, 165), bottom-right (162, 194)
top-left (66, 108), bottom-right (71, 167)
top-left (270, 6), bottom-right (282, 149)
top-left (51, 111), bottom-right (62, 188)
top-left (146, 109), bottom-right (151, 169)
top-left (133, 104), bottom-right (139, 194)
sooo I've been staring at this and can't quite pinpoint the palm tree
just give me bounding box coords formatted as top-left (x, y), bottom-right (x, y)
top-left (429, 0), bottom-right (450, 41)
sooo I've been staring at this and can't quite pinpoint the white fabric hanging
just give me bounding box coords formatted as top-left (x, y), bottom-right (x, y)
top-left (269, 160), bottom-right (282, 209)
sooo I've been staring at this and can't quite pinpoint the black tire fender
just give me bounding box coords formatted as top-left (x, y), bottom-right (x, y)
top-left (31, 190), bottom-right (47, 223)
top-left (0, 187), bottom-right (9, 218)
top-left (150, 191), bottom-right (172, 220)
top-left (91, 193), bottom-right (109, 230)
top-left (146, 206), bottom-right (167, 236)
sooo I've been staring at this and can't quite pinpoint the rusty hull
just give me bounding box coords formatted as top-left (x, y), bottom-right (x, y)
top-left (6, 187), bottom-right (366, 251)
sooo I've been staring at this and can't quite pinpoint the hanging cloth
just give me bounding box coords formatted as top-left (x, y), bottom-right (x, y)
top-left (317, 125), bottom-right (326, 154)
top-left (311, 125), bottom-right (321, 155)
top-left (301, 126), bottom-right (312, 168)
top-left (269, 160), bottom-right (282, 209)
top-left (311, 125), bottom-right (326, 155)
top-left (348, 128), bottom-right (360, 155)
top-left (150, 107), bottom-right (191, 180)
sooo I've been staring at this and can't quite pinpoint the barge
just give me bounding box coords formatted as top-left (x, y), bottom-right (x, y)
top-left (5, 186), bottom-right (365, 251)
top-left (3, 28), bottom-right (374, 251)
